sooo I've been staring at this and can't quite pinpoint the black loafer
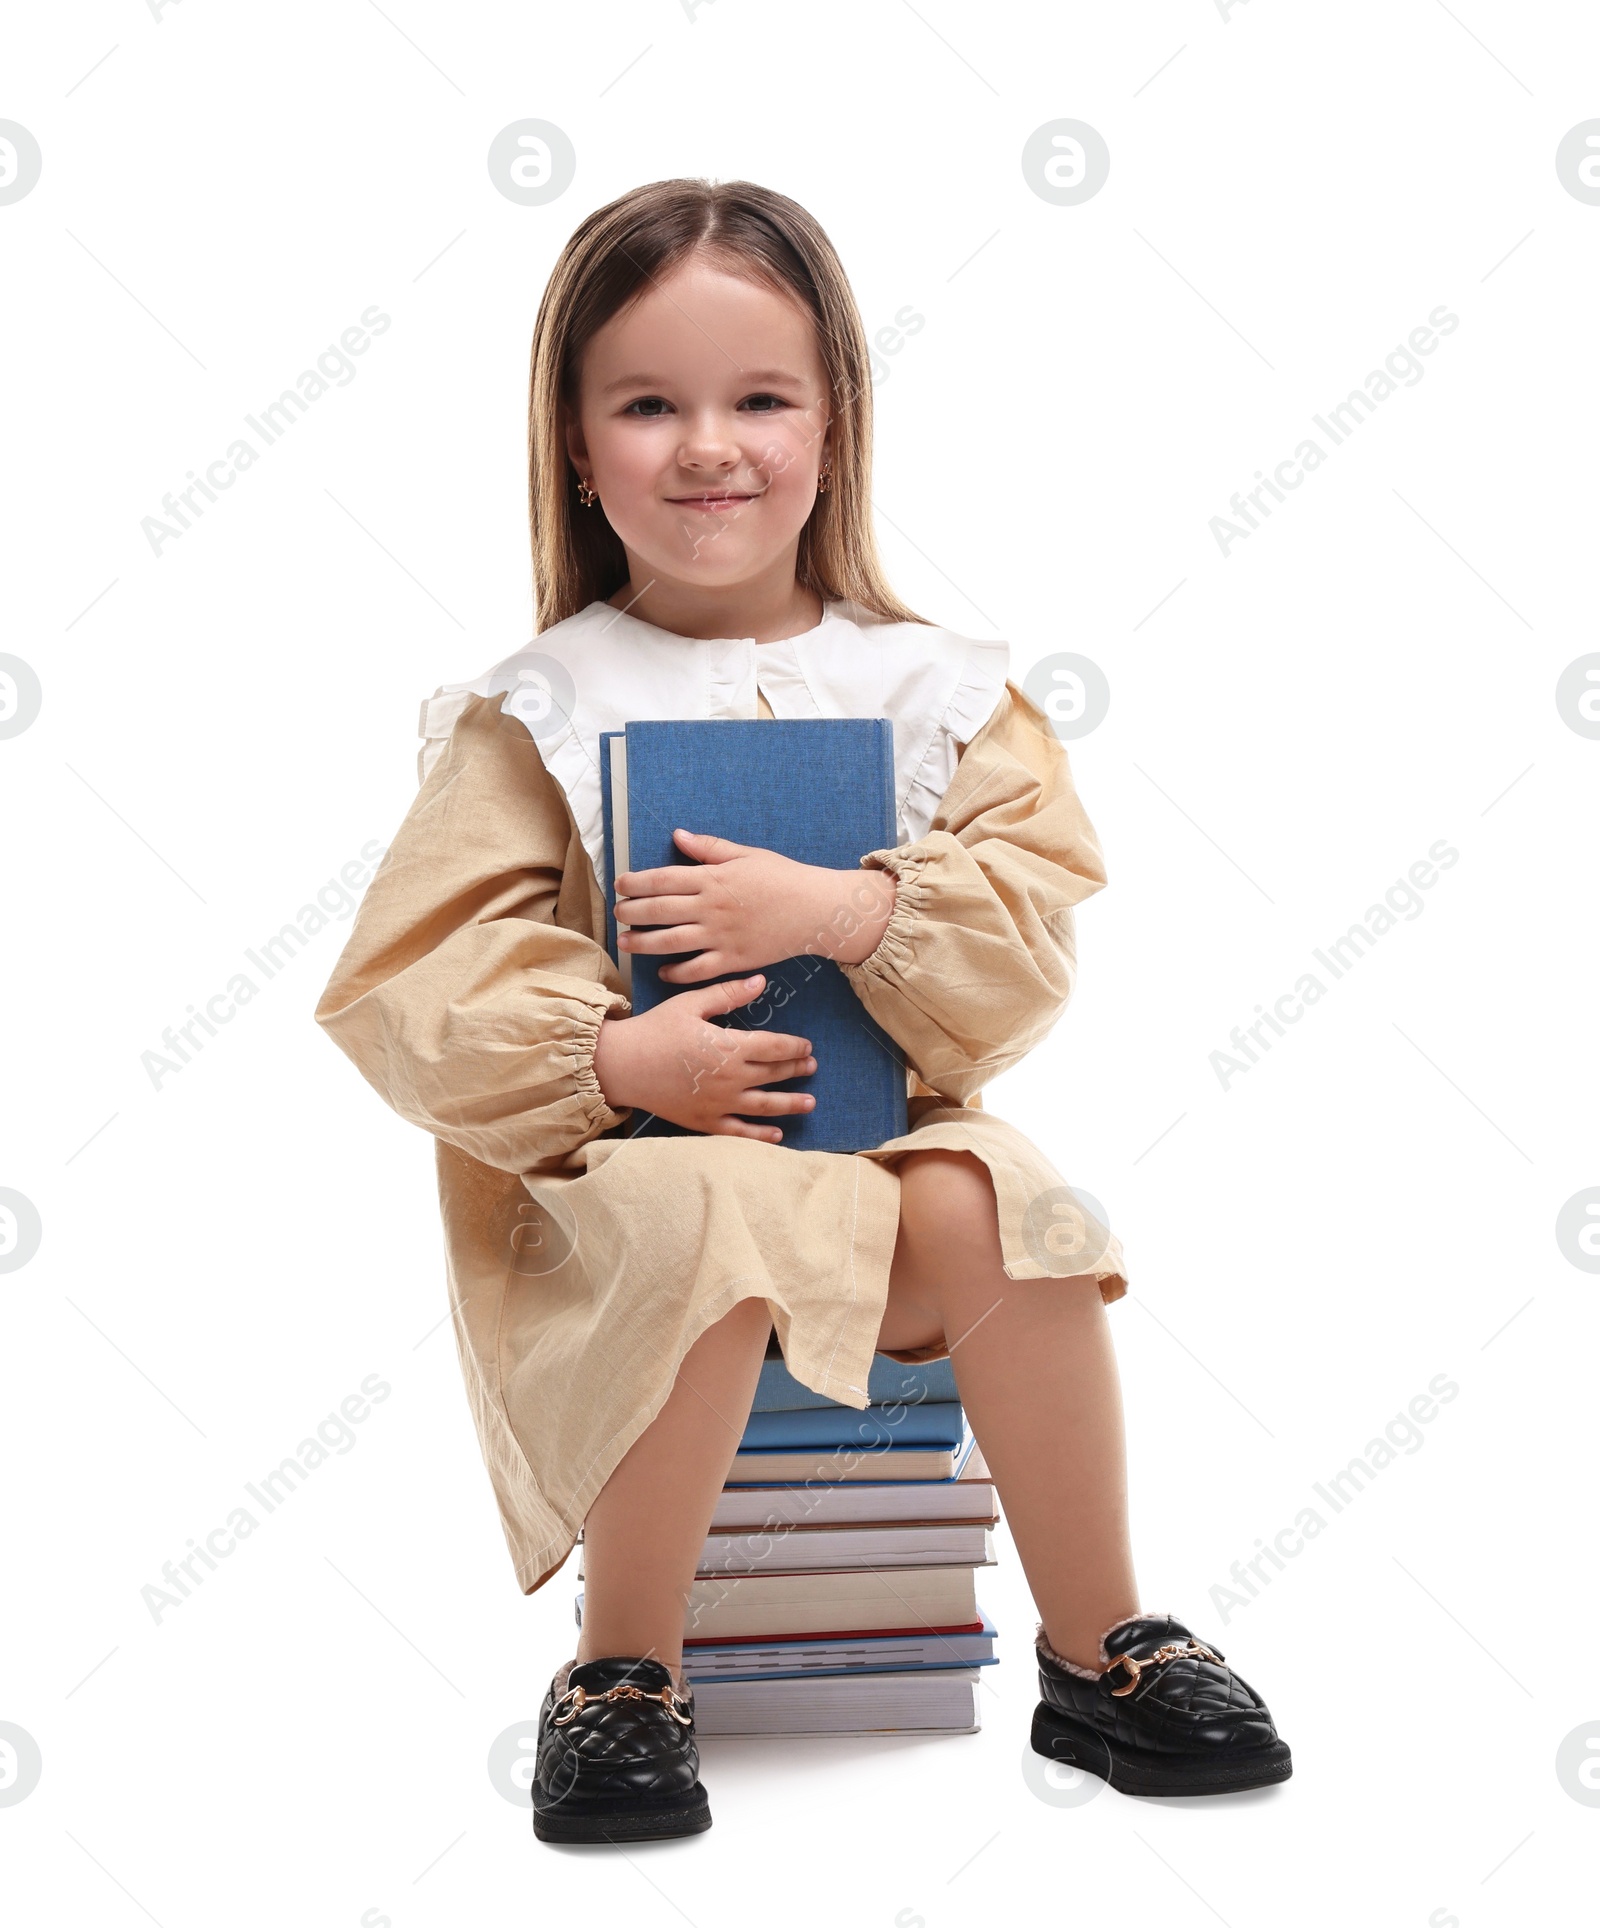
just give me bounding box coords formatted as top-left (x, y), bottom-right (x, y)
top-left (1031, 1613), bottom-right (1292, 1797)
top-left (531, 1654), bottom-right (711, 1843)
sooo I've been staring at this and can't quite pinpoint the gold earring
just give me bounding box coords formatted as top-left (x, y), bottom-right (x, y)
top-left (817, 460), bottom-right (832, 494)
top-left (577, 477), bottom-right (597, 507)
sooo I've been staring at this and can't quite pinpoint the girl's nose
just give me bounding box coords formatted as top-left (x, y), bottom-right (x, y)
top-left (676, 445), bottom-right (743, 476)
top-left (675, 413), bottom-right (749, 465)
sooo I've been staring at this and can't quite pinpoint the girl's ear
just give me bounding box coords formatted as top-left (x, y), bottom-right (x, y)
top-left (564, 416), bottom-right (586, 468)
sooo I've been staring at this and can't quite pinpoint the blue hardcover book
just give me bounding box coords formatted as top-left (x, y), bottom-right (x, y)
top-left (750, 1350), bottom-right (959, 1414)
top-left (739, 1399), bottom-right (966, 1452)
top-left (726, 1419), bottom-right (973, 1484)
top-left (600, 718), bottom-right (909, 1154)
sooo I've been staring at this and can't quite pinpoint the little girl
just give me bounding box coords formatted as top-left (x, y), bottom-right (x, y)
top-left (315, 177), bottom-right (1290, 1842)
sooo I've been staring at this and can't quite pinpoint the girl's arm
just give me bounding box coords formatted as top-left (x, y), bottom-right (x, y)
top-left (837, 682), bottom-right (1108, 1106)
top-left (313, 695), bottom-right (634, 1174)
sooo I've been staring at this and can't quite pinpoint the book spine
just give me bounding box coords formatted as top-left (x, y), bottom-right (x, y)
top-left (877, 718), bottom-right (909, 1143)
top-left (738, 1401), bottom-right (966, 1451)
top-left (599, 730), bottom-right (618, 966)
top-left (877, 717), bottom-right (896, 851)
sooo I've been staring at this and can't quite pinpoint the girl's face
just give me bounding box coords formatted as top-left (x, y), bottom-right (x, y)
top-left (565, 256), bottom-right (833, 596)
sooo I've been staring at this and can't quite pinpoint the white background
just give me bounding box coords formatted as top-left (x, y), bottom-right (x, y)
top-left (3, 2), bottom-right (1596, 1923)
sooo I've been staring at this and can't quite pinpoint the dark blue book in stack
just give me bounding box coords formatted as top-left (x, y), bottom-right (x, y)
top-left (599, 717), bottom-right (909, 1153)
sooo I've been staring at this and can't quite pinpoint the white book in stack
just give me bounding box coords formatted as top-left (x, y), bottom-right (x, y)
top-left (691, 1667), bottom-right (982, 1738)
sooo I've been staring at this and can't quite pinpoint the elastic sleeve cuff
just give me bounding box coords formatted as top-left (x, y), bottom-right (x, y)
top-left (563, 982), bottom-right (635, 1135)
top-left (837, 840), bottom-right (936, 988)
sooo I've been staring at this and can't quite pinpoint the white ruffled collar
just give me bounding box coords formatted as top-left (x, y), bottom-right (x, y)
top-left (419, 596), bottom-right (1010, 889)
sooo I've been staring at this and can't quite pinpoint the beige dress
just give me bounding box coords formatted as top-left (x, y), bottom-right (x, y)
top-left (313, 671), bottom-right (1128, 1597)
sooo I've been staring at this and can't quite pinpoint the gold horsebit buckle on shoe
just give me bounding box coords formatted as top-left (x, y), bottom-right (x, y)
top-left (1105, 1638), bottom-right (1224, 1698)
top-left (551, 1680), bottom-right (694, 1726)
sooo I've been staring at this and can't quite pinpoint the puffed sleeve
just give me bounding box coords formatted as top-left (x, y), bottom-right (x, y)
top-left (837, 681), bottom-right (1106, 1105)
top-left (313, 693), bottom-right (634, 1174)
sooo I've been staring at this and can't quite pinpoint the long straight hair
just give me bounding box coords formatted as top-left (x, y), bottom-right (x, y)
top-left (527, 178), bottom-right (928, 634)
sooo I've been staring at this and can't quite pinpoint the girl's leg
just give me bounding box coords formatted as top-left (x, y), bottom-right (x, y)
top-left (876, 1148), bottom-right (1140, 1673)
top-left (575, 1293), bottom-right (773, 1683)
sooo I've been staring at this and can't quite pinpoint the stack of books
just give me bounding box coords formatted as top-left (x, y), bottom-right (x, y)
top-left (576, 1338), bottom-right (999, 1738)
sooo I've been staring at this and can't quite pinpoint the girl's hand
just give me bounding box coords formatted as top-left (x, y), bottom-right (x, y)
top-left (592, 974), bottom-right (818, 1142)
top-left (615, 828), bottom-right (896, 981)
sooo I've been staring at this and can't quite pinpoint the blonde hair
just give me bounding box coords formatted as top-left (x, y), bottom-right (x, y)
top-left (527, 177), bottom-right (929, 634)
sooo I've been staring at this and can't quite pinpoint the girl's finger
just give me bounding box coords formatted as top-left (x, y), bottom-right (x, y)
top-left (613, 865), bottom-right (692, 895)
top-left (750, 1055), bottom-right (816, 1081)
top-left (676, 829), bottom-right (749, 860)
top-left (615, 893), bottom-right (703, 925)
top-left (621, 926), bottom-right (703, 955)
top-left (711, 1116), bottom-right (786, 1142)
top-left (746, 1033), bottom-right (813, 1060)
top-left (739, 1052), bottom-right (814, 1082)
top-left (728, 1087), bottom-right (817, 1116)
top-left (659, 950), bottom-right (720, 981)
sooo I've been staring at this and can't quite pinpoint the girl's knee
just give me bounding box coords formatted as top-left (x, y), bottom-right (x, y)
top-left (721, 1294), bottom-right (774, 1335)
top-left (687, 1293), bottom-right (772, 1365)
top-left (896, 1146), bottom-right (989, 1180)
top-left (898, 1147), bottom-right (996, 1202)
top-left (895, 1147), bottom-right (1000, 1243)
